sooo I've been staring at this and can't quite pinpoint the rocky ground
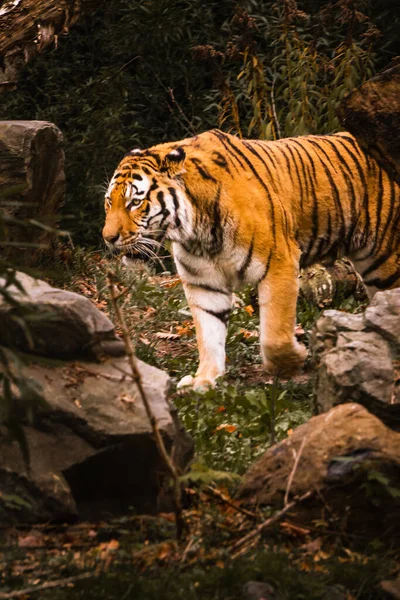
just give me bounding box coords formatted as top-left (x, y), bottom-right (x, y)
top-left (0, 252), bottom-right (399, 600)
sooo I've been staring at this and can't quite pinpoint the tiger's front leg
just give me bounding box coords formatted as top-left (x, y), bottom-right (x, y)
top-left (258, 248), bottom-right (307, 377)
top-left (177, 282), bottom-right (232, 390)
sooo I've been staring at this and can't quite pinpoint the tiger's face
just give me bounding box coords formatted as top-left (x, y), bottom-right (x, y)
top-left (102, 147), bottom-right (187, 258)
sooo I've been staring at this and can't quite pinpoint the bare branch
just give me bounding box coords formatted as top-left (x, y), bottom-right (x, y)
top-left (284, 436), bottom-right (307, 507)
top-left (230, 491), bottom-right (313, 554)
top-left (0, 572), bottom-right (93, 599)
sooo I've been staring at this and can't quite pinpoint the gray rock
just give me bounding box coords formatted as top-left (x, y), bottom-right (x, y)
top-left (0, 272), bottom-right (126, 360)
top-left (315, 331), bottom-right (394, 413)
top-left (311, 289), bottom-right (400, 425)
top-left (0, 355), bottom-right (193, 523)
top-left (365, 289), bottom-right (400, 351)
top-left (309, 309), bottom-right (366, 364)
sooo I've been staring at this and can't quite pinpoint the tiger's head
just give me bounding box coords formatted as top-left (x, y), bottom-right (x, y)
top-left (102, 146), bottom-right (188, 258)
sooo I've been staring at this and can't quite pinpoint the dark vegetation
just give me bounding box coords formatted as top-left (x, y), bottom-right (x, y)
top-left (2, 0), bottom-right (400, 245)
top-left (1, 0), bottom-right (400, 597)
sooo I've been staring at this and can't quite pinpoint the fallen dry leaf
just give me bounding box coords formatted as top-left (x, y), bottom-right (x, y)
top-left (119, 393), bottom-right (136, 404)
top-left (214, 424), bottom-right (237, 433)
top-left (18, 532), bottom-right (45, 548)
top-left (155, 332), bottom-right (180, 340)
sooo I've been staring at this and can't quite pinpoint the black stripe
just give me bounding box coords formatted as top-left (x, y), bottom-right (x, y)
top-left (242, 141), bottom-right (279, 194)
top-left (338, 134), bottom-right (364, 157)
top-left (284, 142), bottom-right (307, 211)
top-left (362, 207), bottom-right (400, 277)
top-left (364, 268), bottom-right (400, 289)
top-left (301, 162), bottom-right (320, 263)
top-left (370, 166), bottom-right (384, 255)
top-left (176, 257), bottom-right (199, 276)
top-left (168, 187), bottom-right (181, 228)
top-left (375, 175), bottom-right (397, 255)
top-left (239, 235), bottom-right (254, 280)
top-left (335, 137), bottom-right (370, 236)
top-left (190, 157), bottom-right (217, 181)
top-left (197, 306), bottom-right (231, 325)
top-left (131, 174), bottom-right (143, 181)
top-left (213, 132), bottom-right (277, 245)
top-left (143, 151), bottom-right (161, 166)
top-left (259, 249), bottom-right (273, 282)
top-left (209, 185), bottom-right (224, 256)
top-left (187, 282), bottom-right (230, 295)
top-left (307, 139), bottom-right (347, 244)
top-left (210, 130), bottom-right (244, 172)
top-left (212, 151), bottom-right (231, 173)
top-left (146, 190), bottom-right (169, 229)
top-left (253, 140), bottom-right (279, 170)
top-left (290, 139), bottom-right (317, 180)
top-left (315, 138), bottom-right (358, 252)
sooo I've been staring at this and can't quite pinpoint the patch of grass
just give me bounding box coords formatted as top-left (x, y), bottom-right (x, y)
top-left (174, 380), bottom-right (313, 475)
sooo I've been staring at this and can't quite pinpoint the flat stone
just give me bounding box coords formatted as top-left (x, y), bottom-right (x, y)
top-left (0, 272), bottom-right (124, 360)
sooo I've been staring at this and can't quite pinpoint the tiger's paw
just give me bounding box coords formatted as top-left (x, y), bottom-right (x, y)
top-left (262, 341), bottom-right (307, 378)
top-left (177, 374), bottom-right (220, 391)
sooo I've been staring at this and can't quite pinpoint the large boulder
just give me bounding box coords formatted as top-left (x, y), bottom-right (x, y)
top-left (0, 120), bottom-right (65, 264)
top-left (310, 288), bottom-right (400, 428)
top-left (0, 354), bottom-right (193, 524)
top-left (0, 272), bottom-right (125, 360)
top-left (237, 404), bottom-right (400, 542)
top-left (0, 273), bottom-right (193, 523)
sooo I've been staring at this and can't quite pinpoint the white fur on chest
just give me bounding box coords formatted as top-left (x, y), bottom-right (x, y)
top-left (173, 243), bottom-right (265, 289)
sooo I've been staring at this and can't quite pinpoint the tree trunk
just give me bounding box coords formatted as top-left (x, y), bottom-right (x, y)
top-left (0, 0), bottom-right (105, 94)
top-left (0, 120), bottom-right (65, 265)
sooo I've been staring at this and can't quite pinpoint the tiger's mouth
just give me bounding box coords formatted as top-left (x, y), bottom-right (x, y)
top-left (116, 236), bottom-right (166, 264)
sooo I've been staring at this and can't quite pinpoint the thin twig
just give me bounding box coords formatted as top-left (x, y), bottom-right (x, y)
top-left (168, 87), bottom-right (197, 135)
top-left (203, 486), bottom-right (260, 520)
top-left (270, 74), bottom-right (281, 139)
top-left (0, 572), bottom-right (93, 599)
top-left (230, 491), bottom-right (313, 554)
top-left (106, 271), bottom-right (185, 539)
top-left (284, 436), bottom-right (307, 507)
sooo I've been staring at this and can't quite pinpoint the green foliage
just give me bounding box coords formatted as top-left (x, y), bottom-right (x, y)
top-left (180, 457), bottom-right (241, 485)
top-left (200, 0), bottom-right (380, 139)
top-left (174, 379), bottom-right (313, 474)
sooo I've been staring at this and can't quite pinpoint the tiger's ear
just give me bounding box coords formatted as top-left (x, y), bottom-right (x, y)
top-left (124, 148), bottom-right (142, 158)
top-left (161, 147), bottom-right (186, 176)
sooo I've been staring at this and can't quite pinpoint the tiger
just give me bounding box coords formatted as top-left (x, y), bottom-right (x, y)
top-left (102, 129), bottom-right (400, 389)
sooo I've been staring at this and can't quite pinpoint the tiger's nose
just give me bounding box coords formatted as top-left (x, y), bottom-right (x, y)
top-left (104, 233), bottom-right (119, 245)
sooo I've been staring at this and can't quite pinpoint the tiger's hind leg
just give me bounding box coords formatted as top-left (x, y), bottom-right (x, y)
top-left (258, 247), bottom-right (307, 377)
